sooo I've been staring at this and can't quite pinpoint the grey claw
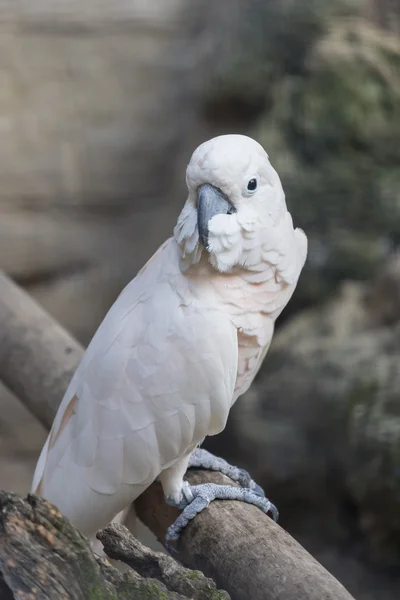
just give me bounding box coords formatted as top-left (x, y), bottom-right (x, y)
top-left (237, 468), bottom-right (266, 497)
top-left (165, 535), bottom-right (179, 554)
top-left (188, 448), bottom-right (266, 497)
top-left (269, 503), bottom-right (279, 522)
top-left (252, 482), bottom-right (266, 498)
top-left (164, 482), bottom-right (279, 548)
top-left (236, 467), bottom-right (253, 487)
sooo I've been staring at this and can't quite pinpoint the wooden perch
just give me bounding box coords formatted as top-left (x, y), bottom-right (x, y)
top-left (0, 271), bottom-right (356, 600)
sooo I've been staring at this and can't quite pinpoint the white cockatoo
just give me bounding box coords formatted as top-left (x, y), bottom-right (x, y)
top-left (32, 134), bottom-right (307, 548)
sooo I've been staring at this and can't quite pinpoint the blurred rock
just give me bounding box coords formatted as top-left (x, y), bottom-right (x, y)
top-left (366, 0), bottom-right (400, 34)
top-left (258, 14), bottom-right (400, 309)
top-left (0, 0), bottom-right (238, 342)
top-left (364, 252), bottom-right (400, 325)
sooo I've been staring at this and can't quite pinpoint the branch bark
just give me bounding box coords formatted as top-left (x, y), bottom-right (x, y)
top-left (0, 490), bottom-right (219, 600)
top-left (135, 472), bottom-right (356, 600)
top-left (97, 522), bottom-right (229, 600)
top-left (0, 272), bottom-right (82, 429)
top-left (0, 271), bottom-right (356, 600)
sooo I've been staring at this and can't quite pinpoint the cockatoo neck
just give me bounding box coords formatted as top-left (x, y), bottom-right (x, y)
top-left (173, 196), bottom-right (288, 280)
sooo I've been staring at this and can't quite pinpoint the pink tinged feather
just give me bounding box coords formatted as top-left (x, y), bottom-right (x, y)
top-left (72, 383), bottom-right (96, 438)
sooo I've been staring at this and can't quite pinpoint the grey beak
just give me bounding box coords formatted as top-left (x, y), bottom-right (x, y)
top-left (197, 184), bottom-right (235, 250)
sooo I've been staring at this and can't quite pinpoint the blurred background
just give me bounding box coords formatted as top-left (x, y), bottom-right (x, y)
top-left (0, 0), bottom-right (399, 598)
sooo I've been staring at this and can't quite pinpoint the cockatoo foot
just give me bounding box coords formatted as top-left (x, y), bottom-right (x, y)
top-left (165, 481), bottom-right (278, 549)
top-left (188, 448), bottom-right (266, 497)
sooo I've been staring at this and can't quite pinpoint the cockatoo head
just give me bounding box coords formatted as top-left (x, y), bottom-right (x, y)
top-left (174, 134), bottom-right (287, 273)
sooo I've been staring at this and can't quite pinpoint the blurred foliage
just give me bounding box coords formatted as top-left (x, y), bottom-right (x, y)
top-left (206, 0), bottom-right (400, 308)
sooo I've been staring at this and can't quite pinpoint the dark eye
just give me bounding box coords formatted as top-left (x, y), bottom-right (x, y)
top-left (247, 178), bottom-right (258, 192)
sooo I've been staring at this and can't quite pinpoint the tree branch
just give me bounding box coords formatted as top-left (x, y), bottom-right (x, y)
top-left (0, 271), bottom-right (356, 600)
top-left (135, 471), bottom-right (356, 600)
top-left (0, 272), bottom-right (82, 429)
top-left (0, 490), bottom-right (209, 600)
top-left (97, 522), bottom-right (229, 600)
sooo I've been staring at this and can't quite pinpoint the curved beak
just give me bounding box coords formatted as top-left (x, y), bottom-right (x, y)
top-left (197, 184), bottom-right (235, 250)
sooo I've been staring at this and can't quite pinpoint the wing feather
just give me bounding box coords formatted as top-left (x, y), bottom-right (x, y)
top-left (34, 238), bottom-right (238, 526)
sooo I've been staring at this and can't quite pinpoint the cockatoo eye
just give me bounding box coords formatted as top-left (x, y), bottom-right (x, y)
top-left (246, 178), bottom-right (258, 194)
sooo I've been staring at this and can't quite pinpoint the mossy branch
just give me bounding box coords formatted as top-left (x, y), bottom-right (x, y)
top-left (0, 491), bottom-right (224, 600)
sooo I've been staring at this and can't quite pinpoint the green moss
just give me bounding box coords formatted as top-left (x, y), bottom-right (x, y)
top-left (174, 569), bottom-right (230, 598)
top-left (144, 580), bottom-right (169, 600)
top-left (209, 591), bottom-right (231, 600)
top-left (87, 586), bottom-right (116, 600)
top-left (116, 579), bottom-right (170, 600)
